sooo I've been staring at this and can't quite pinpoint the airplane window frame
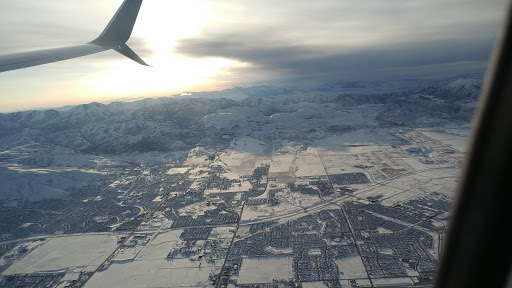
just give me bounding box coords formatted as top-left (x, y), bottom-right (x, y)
top-left (434, 3), bottom-right (512, 288)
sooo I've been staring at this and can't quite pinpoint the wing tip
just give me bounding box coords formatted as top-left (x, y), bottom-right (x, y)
top-left (113, 44), bottom-right (150, 67)
top-left (90, 0), bottom-right (144, 46)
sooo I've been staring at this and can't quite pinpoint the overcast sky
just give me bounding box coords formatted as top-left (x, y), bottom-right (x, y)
top-left (0, 0), bottom-right (508, 112)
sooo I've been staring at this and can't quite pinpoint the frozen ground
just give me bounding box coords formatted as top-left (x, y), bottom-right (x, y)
top-left (4, 235), bottom-right (118, 275)
top-left (0, 77), bottom-right (478, 287)
top-left (335, 255), bottom-right (368, 279)
top-left (0, 125), bottom-right (464, 287)
top-left (237, 256), bottom-right (294, 284)
top-left (372, 277), bottom-right (414, 286)
top-left (84, 229), bottom-right (223, 288)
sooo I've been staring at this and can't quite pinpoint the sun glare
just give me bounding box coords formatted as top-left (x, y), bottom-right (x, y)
top-left (135, 0), bottom-right (213, 52)
top-left (87, 56), bottom-right (236, 96)
top-left (87, 0), bottom-right (238, 98)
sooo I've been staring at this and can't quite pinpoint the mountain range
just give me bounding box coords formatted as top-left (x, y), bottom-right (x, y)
top-left (0, 75), bottom-right (481, 201)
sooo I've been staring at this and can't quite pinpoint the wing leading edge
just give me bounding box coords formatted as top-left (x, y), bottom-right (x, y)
top-left (0, 0), bottom-right (147, 73)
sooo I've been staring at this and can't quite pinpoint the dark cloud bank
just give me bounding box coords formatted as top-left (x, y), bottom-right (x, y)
top-left (174, 31), bottom-right (496, 84)
top-left (172, 0), bottom-right (507, 84)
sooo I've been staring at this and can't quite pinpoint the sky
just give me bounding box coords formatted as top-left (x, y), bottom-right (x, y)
top-left (0, 0), bottom-right (508, 113)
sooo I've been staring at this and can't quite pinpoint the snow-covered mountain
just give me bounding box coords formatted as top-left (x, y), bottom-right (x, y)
top-left (0, 76), bottom-right (482, 153)
top-left (0, 75), bottom-right (481, 201)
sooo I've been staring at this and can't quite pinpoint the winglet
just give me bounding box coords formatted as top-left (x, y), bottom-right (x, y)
top-left (91, 0), bottom-right (143, 46)
top-left (0, 0), bottom-right (148, 73)
top-left (90, 0), bottom-right (148, 66)
top-left (114, 44), bottom-right (150, 66)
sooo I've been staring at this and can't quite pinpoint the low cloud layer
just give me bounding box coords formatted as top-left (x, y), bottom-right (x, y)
top-left (175, 32), bottom-right (495, 82)
top-left (174, 0), bottom-right (507, 83)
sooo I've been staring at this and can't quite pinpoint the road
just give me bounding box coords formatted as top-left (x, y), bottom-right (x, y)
top-left (80, 174), bottom-right (188, 287)
top-left (215, 201), bottom-right (246, 288)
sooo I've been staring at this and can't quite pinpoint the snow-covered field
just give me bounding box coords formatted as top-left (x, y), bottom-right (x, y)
top-left (84, 229), bottom-right (223, 288)
top-left (0, 77), bottom-right (479, 287)
top-left (336, 255), bottom-right (368, 279)
top-left (237, 256), bottom-right (294, 284)
top-left (4, 235), bottom-right (118, 275)
top-left (372, 277), bottom-right (415, 287)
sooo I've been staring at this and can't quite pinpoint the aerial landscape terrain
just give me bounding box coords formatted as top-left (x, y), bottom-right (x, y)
top-left (0, 75), bottom-right (480, 287)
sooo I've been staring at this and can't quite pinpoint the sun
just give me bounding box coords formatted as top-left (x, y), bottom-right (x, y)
top-left (87, 0), bottom-right (239, 98)
top-left (135, 0), bottom-right (214, 53)
top-left (87, 56), bottom-right (236, 97)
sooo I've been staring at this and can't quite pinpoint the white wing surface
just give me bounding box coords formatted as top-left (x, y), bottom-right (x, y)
top-left (0, 0), bottom-right (147, 73)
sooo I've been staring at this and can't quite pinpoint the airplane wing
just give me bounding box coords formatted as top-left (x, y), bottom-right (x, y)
top-left (0, 0), bottom-right (148, 73)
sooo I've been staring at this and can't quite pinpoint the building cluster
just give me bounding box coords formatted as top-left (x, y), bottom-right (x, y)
top-left (180, 227), bottom-right (213, 241)
top-left (267, 189), bottom-right (281, 206)
top-left (0, 273), bottom-right (65, 287)
top-left (329, 173), bottom-right (371, 186)
top-left (216, 194), bottom-right (448, 286)
top-left (0, 140), bottom-right (453, 287)
top-left (170, 209), bottom-right (239, 229)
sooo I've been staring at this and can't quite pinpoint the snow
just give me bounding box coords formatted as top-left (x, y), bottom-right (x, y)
top-left (3, 235), bottom-right (118, 275)
top-left (225, 151), bottom-right (246, 167)
top-left (400, 157), bottom-right (427, 171)
top-left (85, 231), bottom-right (220, 288)
top-left (61, 272), bottom-right (80, 281)
top-left (378, 248), bottom-right (393, 255)
top-left (150, 230), bottom-right (182, 245)
top-left (372, 277), bottom-right (414, 286)
top-left (167, 167), bottom-right (189, 174)
top-left (376, 227), bottom-right (393, 234)
top-left (114, 246), bottom-right (143, 262)
top-left (149, 261), bottom-right (214, 287)
top-left (378, 187), bottom-right (427, 207)
top-left (219, 139), bottom-right (272, 177)
top-left (0, 78), bottom-right (478, 286)
top-left (237, 256), bottom-right (294, 284)
top-left (265, 247), bottom-right (293, 255)
top-left (241, 205), bottom-right (274, 222)
top-left (294, 147), bottom-right (326, 177)
top-left (302, 282), bottom-right (329, 288)
top-left (83, 231), bottom-right (174, 287)
top-left (0, 163), bottom-right (104, 201)
top-left (335, 255), bottom-right (368, 279)
top-left (355, 279), bottom-right (373, 287)
top-left (217, 180), bottom-right (252, 193)
top-left (231, 137), bottom-right (267, 155)
top-left (85, 259), bottom-right (165, 288)
top-left (421, 130), bottom-right (470, 152)
top-left (405, 266), bottom-right (420, 277)
top-left (318, 129), bottom-right (403, 152)
top-left (269, 154), bottom-right (295, 174)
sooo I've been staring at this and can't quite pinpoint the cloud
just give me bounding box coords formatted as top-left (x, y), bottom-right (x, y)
top-left (0, 1), bottom-right (155, 58)
top-left (173, 0), bottom-right (507, 83)
top-left (0, 0), bottom-right (508, 113)
top-left (174, 30), bottom-right (496, 82)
